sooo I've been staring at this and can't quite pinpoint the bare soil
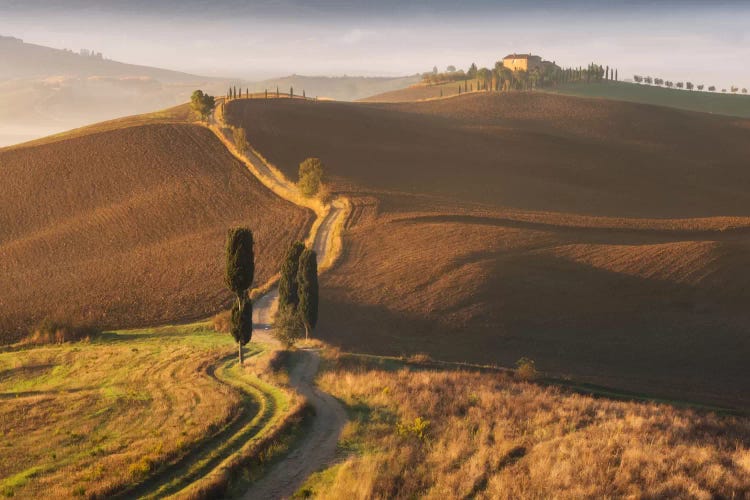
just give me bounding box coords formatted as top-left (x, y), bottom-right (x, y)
top-left (225, 94), bottom-right (750, 410)
top-left (0, 122), bottom-right (313, 341)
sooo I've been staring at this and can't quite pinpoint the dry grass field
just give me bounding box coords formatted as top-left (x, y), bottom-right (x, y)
top-left (0, 120), bottom-right (313, 341)
top-left (0, 324), bottom-right (301, 499)
top-left (299, 353), bottom-right (750, 499)
top-left (225, 94), bottom-right (750, 409)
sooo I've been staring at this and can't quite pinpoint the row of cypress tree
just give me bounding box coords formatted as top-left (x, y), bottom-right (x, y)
top-left (277, 241), bottom-right (319, 343)
top-left (223, 229), bottom-right (320, 363)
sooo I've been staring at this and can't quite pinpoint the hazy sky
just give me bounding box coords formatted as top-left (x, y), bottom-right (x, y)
top-left (1, 0), bottom-right (749, 87)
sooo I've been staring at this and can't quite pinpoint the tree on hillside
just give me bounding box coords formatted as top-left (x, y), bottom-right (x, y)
top-left (709, 85), bottom-right (716, 92)
top-left (233, 127), bottom-right (249, 156)
top-left (686, 82), bottom-right (694, 91)
top-left (467, 63), bottom-right (478, 79)
top-left (697, 84), bottom-right (705, 91)
top-left (743, 88), bottom-right (748, 94)
top-left (477, 67), bottom-right (492, 90)
top-left (634, 75), bottom-right (643, 83)
top-left (676, 82), bottom-right (684, 89)
top-left (446, 65), bottom-right (456, 73)
top-left (297, 249), bottom-right (319, 339)
top-left (298, 157), bottom-right (324, 197)
top-left (278, 241), bottom-right (306, 309)
top-left (190, 90), bottom-right (216, 121)
top-left (274, 304), bottom-right (304, 347)
top-left (224, 228), bottom-right (254, 364)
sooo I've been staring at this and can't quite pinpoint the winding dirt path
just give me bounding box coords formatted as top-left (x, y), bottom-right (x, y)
top-left (209, 99), bottom-right (349, 499)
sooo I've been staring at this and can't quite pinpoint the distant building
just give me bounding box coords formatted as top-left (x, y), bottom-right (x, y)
top-left (502, 54), bottom-right (557, 73)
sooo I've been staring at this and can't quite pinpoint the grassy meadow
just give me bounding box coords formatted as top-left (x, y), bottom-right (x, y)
top-left (0, 325), bottom-right (302, 499)
top-left (298, 352), bottom-right (750, 499)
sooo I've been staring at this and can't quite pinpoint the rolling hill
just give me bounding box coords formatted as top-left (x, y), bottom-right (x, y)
top-left (363, 79), bottom-right (750, 119)
top-left (0, 35), bottom-right (232, 147)
top-left (225, 93), bottom-right (750, 409)
top-left (0, 114), bottom-right (313, 341)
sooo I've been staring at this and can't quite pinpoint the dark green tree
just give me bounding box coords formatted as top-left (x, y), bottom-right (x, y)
top-left (278, 241), bottom-right (306, 309)
top-left (224, 227), bottom-right (254, 364)
top-left (290, 86), bottom-right (294, 98)
top-left (190, 90), bottom-right (216, 121)
top-left (298, 157), bottom-right (324, 197)
top-left (297, 249), bottom-right (319, 339)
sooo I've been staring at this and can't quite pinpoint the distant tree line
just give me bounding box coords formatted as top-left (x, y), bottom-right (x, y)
top-left (633, 75), bottom-right (747, 94)
top-left (421, 60), bottom-right (620, 93)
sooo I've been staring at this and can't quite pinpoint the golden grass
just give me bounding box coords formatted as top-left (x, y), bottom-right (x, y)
top-left (0, 121), bottom-right (313, 341)
top-left (300, 353), bottom-right (750, 499)
top-left (0, 324), bottom-right (308, 499)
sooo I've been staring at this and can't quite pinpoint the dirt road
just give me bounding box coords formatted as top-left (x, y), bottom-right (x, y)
top-left (247, 199), bottom-right (347, 499)
top-left (208, 102), bottom-right (348, 499)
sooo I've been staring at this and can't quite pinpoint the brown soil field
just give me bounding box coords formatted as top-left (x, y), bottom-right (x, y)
top-left (225, 93), bottom-right (750, 218)
top-left (0, 121), bottom-right (312, 341)
top-left (226, 94), bottom-right (750, 409)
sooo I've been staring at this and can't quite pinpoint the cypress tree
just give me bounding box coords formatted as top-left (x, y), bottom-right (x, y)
top-left (278, 241), bottom-right (305, 308)
top-left (265, 89), bottom-right (268, 99)
top-left (276, 86), bottom-right (279, 98)
top-left (224, 227), bottom-right (254, 364)
top-left (290, 86), bottom-right (294, 98)
top-left (297, 249), bottom-right (318, 340)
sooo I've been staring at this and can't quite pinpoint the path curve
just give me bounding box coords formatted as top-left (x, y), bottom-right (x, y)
top-left (209, 98), bottom-right (349, 499)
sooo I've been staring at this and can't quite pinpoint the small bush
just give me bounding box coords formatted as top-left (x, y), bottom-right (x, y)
top-left (21, 320), bottom-right (100, 345)
top-left (233, 127), bottom-right (249, 156)
top-left (515, 357), bottom-right (537, 380)
top-left (298, 157), bottom-right (324, 197)
top-left (396, 416), bottom-right (430, 442)
top-left (212, 310), bottom-right (231, 333)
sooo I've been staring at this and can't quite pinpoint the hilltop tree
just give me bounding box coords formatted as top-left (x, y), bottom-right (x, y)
top-left (698, 84), bottom-right (705, 91)
top-left (743, 88), bottom-right (748, 94)
top-left (709, 85), bottom-right (716, 92)
top-left (298, 157), bottom-right (324, 197)
top-left (278, 241), bottom-right (306, 309)
top-left (686, 82), bottom-right (694, 91)
top-left (190, 90), bottom-right (216, 121)
top-left (224, 228), bottom-right (254, 364)
top-left (297, 249), bottom-right (319, 339)
top-left (446, 65), bottom-right (456, 72)
top-left (467, 62), bottom-right (478, 79)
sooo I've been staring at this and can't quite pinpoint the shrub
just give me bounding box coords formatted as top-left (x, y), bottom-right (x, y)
top-left (396, 416), bottom-right (430, 442)
top-left (21, 319), bottom-right (100, 345)
top-left (233, 127), bottom-right (249, 156)
top-left (298, 157), bottom-right (324, 197)
top-left (515, 357), bottom-right (537, 380)
top-left (212, 310), bottom-right (231, 333)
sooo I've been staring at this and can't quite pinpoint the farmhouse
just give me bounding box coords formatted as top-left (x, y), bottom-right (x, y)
top-left (503, 53), bottom-right (557, 73)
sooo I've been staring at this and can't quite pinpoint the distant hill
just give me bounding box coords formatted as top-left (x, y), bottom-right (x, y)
top-left (0, 35), bottom-right (232, 146)
top-left (362, 78), bottom-right (750, 119)
top-left (245, 74), bottom-right (420, 101)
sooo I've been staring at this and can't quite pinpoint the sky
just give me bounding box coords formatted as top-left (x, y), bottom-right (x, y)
top-left (1, 0), bottom-right (749, 87)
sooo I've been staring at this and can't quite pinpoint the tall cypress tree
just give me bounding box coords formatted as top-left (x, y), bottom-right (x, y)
top-left (278, 241), bottom-right (305, 308)
top-left (225, 228), bottom-right (254, 364)
top-left (297, 249), bottom-right (319, 340)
